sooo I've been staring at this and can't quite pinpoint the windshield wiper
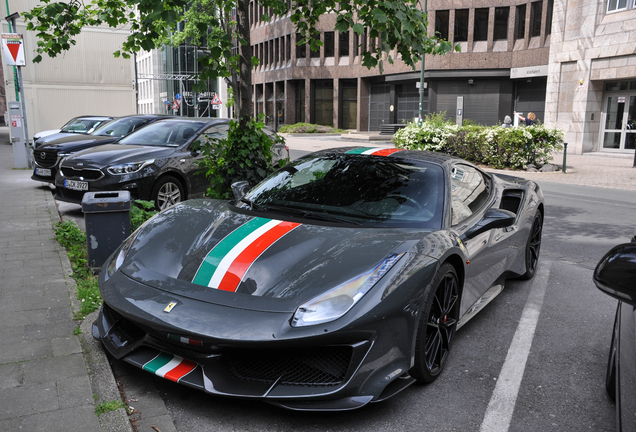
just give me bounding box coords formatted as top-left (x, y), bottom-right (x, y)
top-left (265, 205), bottom-right (362, 226)
top-left (239, 197), bottom-right (268, 212)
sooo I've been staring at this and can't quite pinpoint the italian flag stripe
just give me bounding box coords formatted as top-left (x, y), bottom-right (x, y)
top-left (194, 218), bottom-right (301, 292)
top-left (346, 147), bottom-right (403, 156)
top-left (142, 352), bottom-right (197, 383)
top-left (168, 334), bottom-right (203, 346)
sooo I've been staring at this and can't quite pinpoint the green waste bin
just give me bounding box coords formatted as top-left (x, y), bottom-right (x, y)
top-left (81, 191), bottom-right (131, 269)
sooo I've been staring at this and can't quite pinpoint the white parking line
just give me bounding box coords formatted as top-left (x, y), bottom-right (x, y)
top-left (480, 262), bottom-right (551, 432)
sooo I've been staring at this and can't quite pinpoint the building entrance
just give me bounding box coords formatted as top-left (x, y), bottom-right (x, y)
top-left (600, 83), bottom-right (636, 152)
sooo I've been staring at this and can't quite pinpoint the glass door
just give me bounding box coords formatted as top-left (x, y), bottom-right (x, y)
top-left (626, 96), bottom-right (636, 150)
top-left (602, 95), bottom-right (625, 150)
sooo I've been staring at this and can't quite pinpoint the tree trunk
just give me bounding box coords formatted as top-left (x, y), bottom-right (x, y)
top-left (236, 0), bottom-right (252, 127)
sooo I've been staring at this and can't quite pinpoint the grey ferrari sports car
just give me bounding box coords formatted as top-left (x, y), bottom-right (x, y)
top-left (93, 146), bottom-right (544, 411)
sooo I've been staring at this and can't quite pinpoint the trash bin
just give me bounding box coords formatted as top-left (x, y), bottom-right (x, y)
top-left (81, 191), bottom-right (132, 269)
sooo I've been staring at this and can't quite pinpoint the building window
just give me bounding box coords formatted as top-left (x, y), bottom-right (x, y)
top-left (546, 0), bottom-right (554, 35)
top-left (339, 31), bottom-right (349, 57)
top-left (454, 9), bottom-right (469, 42)
top-left (310, 33), bottom-right (320, 58)
top-left (515, 4), bottom-right (526, 40)
top-left (354, 31), bottom-right (359, 56)
top-left (607, 0), bottom-right (629, 12)
top-left (286, 35), bottom-right (291, 61)
top-left (361, 28), bottom-right (367, 53)
top-left (474, 8), bottom-right (489, 42)
top-left (296, 33), bottom-right (306, 59)
top-left (494, 7), bottom-right (509, 40)
top-left (435, 10), bottom-right (449, 41)
top-left (295, 81), bottom-right (305, 123)
top-left (325, 32), bottom-right (335, 57)
top-left (530, 1), bottom-right (542, 37)
top-left (313, 80), bottom-right (333, 126)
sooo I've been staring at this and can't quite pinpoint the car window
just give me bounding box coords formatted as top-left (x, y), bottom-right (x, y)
top-left (60, 119), bottom-right (108, 134)
top-left (450, 164), bottom-right (491, 226)
top-left (93, 118), bottom-right (151, 137)
top-left (244, 154), bottom-right (445, 228)
top-left (119, 121), bottom-right (206, 147)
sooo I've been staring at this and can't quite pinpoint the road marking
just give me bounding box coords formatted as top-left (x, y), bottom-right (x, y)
top-left (480, 262), bottom-right (551, 432)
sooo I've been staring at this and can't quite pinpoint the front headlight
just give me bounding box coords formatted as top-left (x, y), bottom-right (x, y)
top-left (106, 234), bottom-right (136, 279)
top-left (107, 159), bottom-right (154, 175)
top-left (291, 253), bottom-right (404, 327)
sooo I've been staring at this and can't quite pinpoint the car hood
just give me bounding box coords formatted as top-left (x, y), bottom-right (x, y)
top-left (35, 131), bottom-right (89, 146)
top-left (65, 144), bottom-right (176, 167)
top-left (119, 200), bottom-right (440, 313)
top-left (39, 135), bottom-right (117, 152)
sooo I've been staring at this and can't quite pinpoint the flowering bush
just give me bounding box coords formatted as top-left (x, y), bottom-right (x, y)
top-left (393, 120), bottom-right (563, 170)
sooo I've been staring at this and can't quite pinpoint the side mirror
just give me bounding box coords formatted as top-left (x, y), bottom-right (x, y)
top-left (463, 208), bottom-right (516, 240)
top-left (594, 243), bottom-right (636, 307)
top-left (231, 181), bottom-right (250, 200)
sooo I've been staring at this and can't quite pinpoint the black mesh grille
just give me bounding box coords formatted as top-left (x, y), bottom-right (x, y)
top-left (61, 167), bottom-right (103, 180)
top-left (34, 150), bottom-right (58, 167)
top-left (102, 303), bottom-right (146, 341)
top-left (224, 346), bottom-right (352, 387)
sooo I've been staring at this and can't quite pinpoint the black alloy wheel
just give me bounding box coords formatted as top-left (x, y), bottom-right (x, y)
top-left (519, 211), bottom-right (543, 280)
top-left (411, 263), bottom-right (459, 383)
top-left (152, 175), bottom-right (184, 211)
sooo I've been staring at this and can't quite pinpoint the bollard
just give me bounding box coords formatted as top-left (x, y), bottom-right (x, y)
top-left (81, 191), bottom-right (131, 269)
top-left (562, 142), bottom-right (568, 174)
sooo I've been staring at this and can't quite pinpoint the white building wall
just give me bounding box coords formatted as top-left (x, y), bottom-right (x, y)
top-left (1, 0), bottom-right (135, 141)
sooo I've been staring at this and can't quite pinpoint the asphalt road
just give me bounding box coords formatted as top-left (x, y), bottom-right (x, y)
top-left (52, 149), bottom-right (635, 432)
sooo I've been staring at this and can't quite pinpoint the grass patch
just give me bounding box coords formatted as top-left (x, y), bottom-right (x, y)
top-left (278, 122), bottom-right (346, 134)
top-left (95, 399), bottom-right (126, 416)
top-left (54, 221), bottom-right (102, 319)
top-left (73, 326), bottom-right (82, 336)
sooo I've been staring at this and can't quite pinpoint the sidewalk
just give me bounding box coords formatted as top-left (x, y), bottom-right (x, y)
top-left (0, 127), bottom-right (130, 432)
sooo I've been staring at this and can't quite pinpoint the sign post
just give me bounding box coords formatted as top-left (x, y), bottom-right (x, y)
top-left (3, 27), bottom-right (31, 168)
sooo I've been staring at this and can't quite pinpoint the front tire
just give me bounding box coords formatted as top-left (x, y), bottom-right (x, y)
top-left (519, 211), bottom-right (543, 280)
top-left (410, 263), bottom-right (459, 383)
top-left (152, 175), bottom-right (184, 211)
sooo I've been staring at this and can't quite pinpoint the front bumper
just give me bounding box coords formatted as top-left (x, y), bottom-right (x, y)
top-left (92, 270), bottom-right (417, 410)
top-left (54, 174), bottom-right (154, 204)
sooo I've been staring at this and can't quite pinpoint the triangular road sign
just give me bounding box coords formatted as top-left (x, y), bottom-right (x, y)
top-left (7, 41), bottom-right (20, 62)
top-left (211, 94), bottom-right (222, 105)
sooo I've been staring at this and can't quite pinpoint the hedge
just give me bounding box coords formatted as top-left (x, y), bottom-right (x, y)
top-left (392, 120), bottom-right (564, 170)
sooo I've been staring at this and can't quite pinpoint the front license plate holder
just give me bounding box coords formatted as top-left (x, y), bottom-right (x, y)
top-left (64, 179), bottom-right (88, 191)
top-left (35, 167), bottom-right (52, 177)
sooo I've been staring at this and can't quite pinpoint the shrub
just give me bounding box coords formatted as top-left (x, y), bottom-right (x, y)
top-left (393, 120), bottom-right (563, 170)
top-left (278, 122), bottom-right (345, 134)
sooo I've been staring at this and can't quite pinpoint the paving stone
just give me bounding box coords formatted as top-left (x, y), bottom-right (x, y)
top-left (11, 405), bottom-right (100, 432)
top-left (57, 375), bottom-right (94, 409)
top-left (0, 259), bottom-right (24, 270)
top-left (49, 306), bottom-right (73, 323)
top-left (6, 265), bottom-right (66, 279)
top-left (24, 321), bottom-right (76, 342)
top-left (23, 353), bottom-right (87, 386)
top-left (0, 309), bottom-right (49, 327)
top-left (0, 363), bottom-right (23, 389)
top-left (52, 336), bottom-right (82, 357)
top-left (0, 339), bottom-right (52, 363)
top-left (0, 384), bottom-right (58, 420)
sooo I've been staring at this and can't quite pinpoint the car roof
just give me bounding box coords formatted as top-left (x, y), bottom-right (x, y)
top-left (72, 116), bottom-right (114, 120)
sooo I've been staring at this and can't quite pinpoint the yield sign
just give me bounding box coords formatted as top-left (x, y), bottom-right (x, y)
top-left (2, 34), bottom-right (25, 66)
top-left (211, 94), bottom-right (222, 105)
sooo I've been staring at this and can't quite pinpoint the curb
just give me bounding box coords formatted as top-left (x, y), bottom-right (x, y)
top-left (44, 188), bottom-right (133, 432)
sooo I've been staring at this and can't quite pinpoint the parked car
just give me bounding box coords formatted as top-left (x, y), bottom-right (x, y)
top-left (92, 147), bottom-right (544, 410)
top-left (593, 231), bottom-right (636, 431)
top-left (55, 118), bottom-right (289, 210)
top-left (34, 116), bottom-right (114, 148)
top-left (32, 115), bottom-right (176, 184)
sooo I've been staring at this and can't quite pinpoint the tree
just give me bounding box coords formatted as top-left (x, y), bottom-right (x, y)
top-left (24, 0), bottom-right (457, 193)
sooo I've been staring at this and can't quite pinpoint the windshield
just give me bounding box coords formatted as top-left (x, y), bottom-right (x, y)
top-left (243, 154), bottom-right (445, 228)
top-left (93, 117), bottom-right (152, 137)
top-left (119, 120), bottom-right (205, 146)
top-left (60, 118), bottom-right (108, 134)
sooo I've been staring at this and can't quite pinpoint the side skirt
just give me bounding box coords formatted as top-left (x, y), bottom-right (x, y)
top-left (457, 280), bottom-right (505, 330)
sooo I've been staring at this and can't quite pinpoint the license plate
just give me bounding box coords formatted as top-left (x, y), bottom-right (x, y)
top-left (35, 167), bottom-right (52, 177)
top-left (64, 179), bottom-right (88, 191)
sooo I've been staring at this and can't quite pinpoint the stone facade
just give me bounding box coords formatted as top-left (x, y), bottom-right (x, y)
top-left (546, 1), bottom-right (636, 154)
